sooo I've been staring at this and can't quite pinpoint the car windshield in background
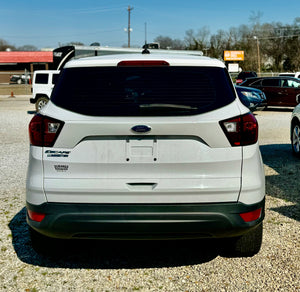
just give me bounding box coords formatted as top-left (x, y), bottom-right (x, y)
top-left (51, 66), bottom-right (235, 116)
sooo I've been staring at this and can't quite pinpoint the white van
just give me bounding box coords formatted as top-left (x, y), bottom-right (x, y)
top-left (278, 72), bottom-right (300, 79)
top-left (30, 70), bottom-right (60, 111)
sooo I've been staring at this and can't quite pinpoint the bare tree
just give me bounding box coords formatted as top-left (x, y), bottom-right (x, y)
top-left (0, 39), bottom-right (16, 51)
top-left (153, 36), bottom-right (185, 50)
top-left (17, 45), bottom-right (38, 51)
top-left (184, 27), bottom-right (210, 51)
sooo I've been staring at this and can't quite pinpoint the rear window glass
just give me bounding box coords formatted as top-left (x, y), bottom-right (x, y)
top-left (35, 73), bottom-right (49, 84)
top-left (51, 66), bottom-right (236, 116)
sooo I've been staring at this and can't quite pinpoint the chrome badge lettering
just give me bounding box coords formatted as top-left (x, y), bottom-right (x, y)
top-left (45, 150), bottom-right (70, 157)
top-left (54, 165), bottom-right (69, 172)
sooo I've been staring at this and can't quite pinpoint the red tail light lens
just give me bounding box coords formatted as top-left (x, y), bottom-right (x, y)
top-left (117, 60), bottom-right (169, 67)
top-left (240, 208), bottom-right (262, 222)
top-left (29, 114), bottom-right (64, 147)
top-left (27, 209), bottom-right (46, 222)
top-left (220, 113), bottom-right (258, 146)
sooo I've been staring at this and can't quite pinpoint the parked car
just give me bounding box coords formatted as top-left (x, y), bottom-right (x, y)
top-left (235, 71), bottom-right (257, 85)
top-left (235, 85), bottom-right (267, 112)
top-left (241, 76), bottom-right (300, 107)
top-left (10, 73), bottom-right (31, 84)
top-left (290, 99), bottom-right (300, 157)
top-left (26, 53), bottom-right (265, 256)
top-left (279, 72), bottom-right (300, 79)
top-left (30, 70), bottom-right (60, 111)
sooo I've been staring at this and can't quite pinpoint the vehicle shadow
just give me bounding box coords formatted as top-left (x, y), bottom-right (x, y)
top-left (9, 208), bottom-right (221, 269)
top-left (260, 143), bottom-right (300, 221)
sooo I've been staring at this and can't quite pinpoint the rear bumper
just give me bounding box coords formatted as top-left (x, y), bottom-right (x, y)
top-left (26, 199), bottom-right (265, 240)
top-left (29, 98), bottom-right (36, 104)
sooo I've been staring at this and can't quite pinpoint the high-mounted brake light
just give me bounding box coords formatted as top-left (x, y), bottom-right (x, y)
top-left (220, 113), bottom-right (258, 146)
top-left (29, 114), bottom-right (64, 147)
top-left (117, 60), bottom-right (170, 67)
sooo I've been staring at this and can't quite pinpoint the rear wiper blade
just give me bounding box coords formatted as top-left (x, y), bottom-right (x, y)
top-left (139, 103), bottom-right (198, 110)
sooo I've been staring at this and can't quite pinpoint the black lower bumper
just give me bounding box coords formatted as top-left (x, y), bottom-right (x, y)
top-left (26, 199), bottom-right (265, 240)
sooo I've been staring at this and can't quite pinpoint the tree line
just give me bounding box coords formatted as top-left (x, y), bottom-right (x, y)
top-left (154, 16), bottom-right (300, 72)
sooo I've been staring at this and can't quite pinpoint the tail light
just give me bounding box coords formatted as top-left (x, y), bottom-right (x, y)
top-left (29, 114), bottom-right (64, 147)
top-left (220, 113), bottom-right (258, 146)
top-left (240, 208), bottom-right (262, 222)
top-left (27, 209), bottom-right (46, 222)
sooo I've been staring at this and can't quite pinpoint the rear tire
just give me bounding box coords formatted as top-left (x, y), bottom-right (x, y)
top-left (222, 223), bottom-right (263, 257)
top-left (291, 122), bottom-right (300, 157)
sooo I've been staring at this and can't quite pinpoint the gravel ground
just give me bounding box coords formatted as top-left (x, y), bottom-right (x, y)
top-left (0, 96), bottom-right (299, 292)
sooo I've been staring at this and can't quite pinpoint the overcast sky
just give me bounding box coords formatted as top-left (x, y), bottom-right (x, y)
top-left (1, 0), bottom-right (300, 49)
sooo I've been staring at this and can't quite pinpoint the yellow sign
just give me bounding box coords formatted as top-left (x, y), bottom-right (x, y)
top-left (224, 51), bottom-right (244, 61)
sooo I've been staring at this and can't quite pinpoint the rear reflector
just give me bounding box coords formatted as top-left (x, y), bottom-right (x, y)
top-left (117, 60), bottom-right (170, 67)
top-left (27, 209), bottom-right (46, 222)
top-left (240, 208), bottom-right (262, 222)
top-left (220, 113), bottom-right (258, 146)
top-left (29, 114), bottom-right (64, 147)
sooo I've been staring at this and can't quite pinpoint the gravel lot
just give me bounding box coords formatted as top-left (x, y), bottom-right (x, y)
top-left (0, 96), bottom-right (299, 292)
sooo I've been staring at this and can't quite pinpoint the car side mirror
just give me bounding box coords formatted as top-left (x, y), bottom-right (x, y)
top-left (296, 94), bottom-right (300, 103)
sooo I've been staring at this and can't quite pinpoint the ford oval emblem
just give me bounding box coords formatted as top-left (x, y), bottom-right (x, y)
top-left (131, 125), bottom-right (151, 133)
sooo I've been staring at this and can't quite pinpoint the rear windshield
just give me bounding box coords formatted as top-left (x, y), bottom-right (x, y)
top-left (51, 66), bottom-right (236, 116)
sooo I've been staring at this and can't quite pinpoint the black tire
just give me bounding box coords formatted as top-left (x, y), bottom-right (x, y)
top-left (291, 121), bottom-right (300, 157)
top-left (222, 223), bottom-right (263, 257)
top-left (35, 96), bottom-right (49, 112)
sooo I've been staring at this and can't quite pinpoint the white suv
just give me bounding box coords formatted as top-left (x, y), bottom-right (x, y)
top-left (30, 70), bottom-right (60, 111)
top-left (26, 53), bottom-right (265, 256)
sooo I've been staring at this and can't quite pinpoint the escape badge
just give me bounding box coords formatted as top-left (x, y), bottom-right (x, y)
top-left (45, 150), bottom-right (70, 157)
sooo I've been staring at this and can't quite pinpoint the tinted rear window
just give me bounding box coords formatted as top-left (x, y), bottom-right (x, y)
top-left (51, 66), bottom-right (236, 116)
top-left (262, 79), bottom-right (280, 87)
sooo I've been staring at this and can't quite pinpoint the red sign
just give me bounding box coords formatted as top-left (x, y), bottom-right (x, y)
top-left (0, 51), bottom-right (53, 63)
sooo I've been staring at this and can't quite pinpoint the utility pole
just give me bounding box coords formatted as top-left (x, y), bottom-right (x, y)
top-left (145, 22), bottom-right (147, 45)
top-left (127, 5), bottom-right (133, 48)
top-left (254, 36), bottom-right (261, 75)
